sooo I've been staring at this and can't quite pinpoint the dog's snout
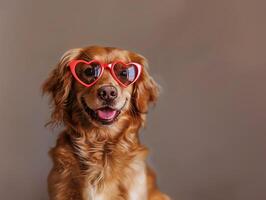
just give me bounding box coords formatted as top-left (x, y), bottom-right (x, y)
top-left (97, 85), bottom-right (118, 101)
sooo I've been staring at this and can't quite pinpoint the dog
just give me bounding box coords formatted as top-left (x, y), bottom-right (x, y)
top-left (43, 45), bottom-right (170, 200)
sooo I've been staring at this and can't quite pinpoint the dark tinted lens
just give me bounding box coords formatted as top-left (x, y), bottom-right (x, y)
top-left (75, 61), bottom-right (102, 85)
top-left (113, 63), bottom-right (137, 85)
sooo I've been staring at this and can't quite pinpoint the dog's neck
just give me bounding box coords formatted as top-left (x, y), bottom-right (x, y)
top-left (65, 117), bottom-right (146, 186)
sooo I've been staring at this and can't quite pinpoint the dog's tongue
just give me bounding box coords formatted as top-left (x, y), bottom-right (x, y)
top-left (97, 108), bottom-right (117, 120)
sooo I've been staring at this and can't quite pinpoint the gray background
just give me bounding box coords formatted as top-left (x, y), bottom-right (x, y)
top-left (1, 0), bottom-right (266, 199)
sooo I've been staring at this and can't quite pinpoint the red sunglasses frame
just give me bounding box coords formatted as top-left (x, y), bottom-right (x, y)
top-left (69, 60), bottom-right (142, 88)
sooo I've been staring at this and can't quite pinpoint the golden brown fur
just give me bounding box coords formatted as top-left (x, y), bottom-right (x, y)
top-left (42, 46), bottom-right (170, 200)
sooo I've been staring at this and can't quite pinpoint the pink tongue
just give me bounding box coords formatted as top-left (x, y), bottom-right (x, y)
top-left (97, 109), bottom-right (117, 120)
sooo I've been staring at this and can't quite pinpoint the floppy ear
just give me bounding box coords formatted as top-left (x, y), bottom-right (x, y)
top-left (42, 48), bottom-right (82, 126)
top-left (132, 58), bottom-right (159, 115)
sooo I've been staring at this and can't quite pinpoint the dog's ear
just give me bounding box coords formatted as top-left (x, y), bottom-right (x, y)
top-left (132, 57), bottom-right (159, 116)
top-left (42, 48), bottom-right (82, 126)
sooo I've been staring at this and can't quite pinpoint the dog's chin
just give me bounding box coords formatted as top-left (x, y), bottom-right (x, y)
top-left (81, 97), bottom-right (126, 125)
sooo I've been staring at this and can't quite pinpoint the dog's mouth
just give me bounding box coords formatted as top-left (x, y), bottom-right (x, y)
top-left (81, 97), bottom-right (126, 125)
top-left (96, 107), bottom-right (120, 123)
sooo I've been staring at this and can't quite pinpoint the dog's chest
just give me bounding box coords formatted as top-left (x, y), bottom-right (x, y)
top-left (127, 162), bottom-right (147, 200)
top-left (83, 159), bottom-right (147, 200)
top-left (86, 187), bottom-right (106, 200)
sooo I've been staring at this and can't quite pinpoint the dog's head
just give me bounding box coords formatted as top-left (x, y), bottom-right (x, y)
top-left (43, 46), bottom-right (158, 132)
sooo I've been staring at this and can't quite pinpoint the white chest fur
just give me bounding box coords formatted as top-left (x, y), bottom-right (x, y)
top-left (83, 160), bottom-right (147, 200)
top-left (128, 160), bottom-right (147, 200)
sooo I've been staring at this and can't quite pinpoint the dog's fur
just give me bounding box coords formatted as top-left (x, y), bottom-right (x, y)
top-left (43, 46), bottom-right (170, 200)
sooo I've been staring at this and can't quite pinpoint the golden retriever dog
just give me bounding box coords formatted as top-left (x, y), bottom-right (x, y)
top-left (43, 45), bottom-right (170, 200)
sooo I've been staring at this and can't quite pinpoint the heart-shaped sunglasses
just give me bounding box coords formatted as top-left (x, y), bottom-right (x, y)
top-left (69, 60), bottom-right (142, 88)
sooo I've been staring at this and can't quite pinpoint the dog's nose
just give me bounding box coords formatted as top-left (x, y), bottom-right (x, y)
top-left (97, 85), bottom-right (118, 101)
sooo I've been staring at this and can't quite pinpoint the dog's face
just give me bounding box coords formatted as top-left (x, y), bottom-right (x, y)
top-left (74, 49), bottom-right (135, 126)
top-left (43, 46), bottom-right (158, 131)
top-left (77, 69), bottom-right (132, 125)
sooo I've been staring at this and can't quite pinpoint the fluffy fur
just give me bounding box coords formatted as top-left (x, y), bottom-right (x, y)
top-left (43, 46), bottom-right (170, 200)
